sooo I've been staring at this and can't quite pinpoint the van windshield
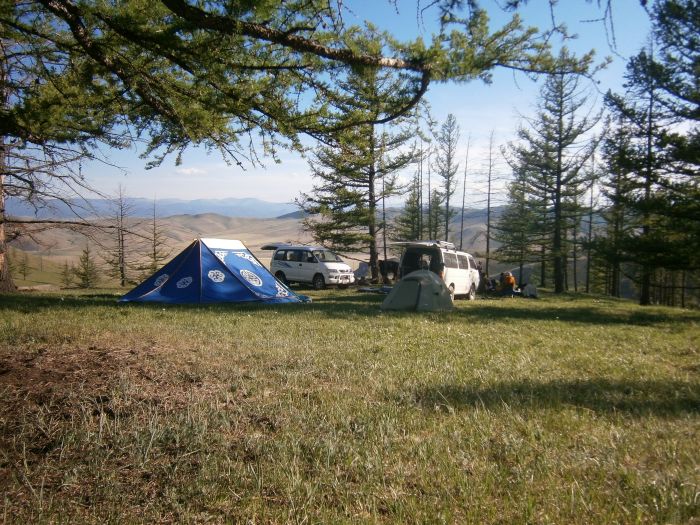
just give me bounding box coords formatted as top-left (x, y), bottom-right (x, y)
top-left (312, 250), bottom-right (343, 262)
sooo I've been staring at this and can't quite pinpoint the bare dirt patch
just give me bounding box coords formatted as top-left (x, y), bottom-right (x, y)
top-left (0, 342), bottom-right (155, 468)
top-left (0, 336), bottom-right (234, 521)
top-left (0, 341), bottom-right (156, 403)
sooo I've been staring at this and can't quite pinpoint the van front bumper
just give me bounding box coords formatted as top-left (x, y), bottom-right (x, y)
top-left (328, 274), bottom-right (355, 285)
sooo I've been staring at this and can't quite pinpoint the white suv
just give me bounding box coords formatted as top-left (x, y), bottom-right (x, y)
top-left (263, 244), bottom-right (355, 289)
top-left (395, 240), bottom-right (480, 300)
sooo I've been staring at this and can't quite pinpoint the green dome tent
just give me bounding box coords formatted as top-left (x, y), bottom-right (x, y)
top-left (380, 270), bottom-right (454, 312)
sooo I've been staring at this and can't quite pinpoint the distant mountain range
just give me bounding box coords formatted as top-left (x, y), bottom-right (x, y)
top-left (8, 195), bottom-right (506, 258)
top-left (7, 197), bottom-right (299, 219)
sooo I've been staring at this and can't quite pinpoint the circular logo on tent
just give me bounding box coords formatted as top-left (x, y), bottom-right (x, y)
top-left (176, 276), bottom-right (193, 289)
top-left (275, 282), bottom-right (290, 297)
top-left (240, 269), bottom-right (263, 287)
top-left (208, 269), bottom-right (225, 283)
top-left (154, 274), bottom-right (169, 287)
top-left (234, 252), bottom-right (262, 267)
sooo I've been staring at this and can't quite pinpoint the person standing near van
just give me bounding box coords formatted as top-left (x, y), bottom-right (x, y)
top-left (477, 261), bottom-right (485, 292)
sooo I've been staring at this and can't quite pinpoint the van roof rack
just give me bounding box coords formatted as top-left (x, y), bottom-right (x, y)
top-left (420, 240), bottom-right (455, 249)
top-left (391, 240), bottom-right (456, 249)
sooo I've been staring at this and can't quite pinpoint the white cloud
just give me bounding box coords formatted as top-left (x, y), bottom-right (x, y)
top-left (175, 167), bottom-right (208, 176)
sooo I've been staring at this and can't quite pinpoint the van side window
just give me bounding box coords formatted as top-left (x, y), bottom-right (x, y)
top-left (274, 250), bottom-right (286, 261)
top-left (468, 255), bottom-right (476, 269)
top-left (444, 252), bottom-right (459, 269)
top-left (457, 254), bottom-right (469, 269)
top-left (286, 251), bottom-right (301, 262)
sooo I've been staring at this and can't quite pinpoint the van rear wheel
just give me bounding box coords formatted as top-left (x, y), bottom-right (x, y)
top-left (468, 283), bottom-right (476, 301)
top-left (312, 273), bottom-right (325, 290)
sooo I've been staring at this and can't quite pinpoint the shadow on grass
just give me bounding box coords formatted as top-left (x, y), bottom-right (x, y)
top-left (0, 290), bottom-right (387, 317)
top-left (0, 292), bottom-right (124, 312)
top-left (409, 378), bottom-right (700, 417)
top-left (452, 303), bottom-right (700, 327)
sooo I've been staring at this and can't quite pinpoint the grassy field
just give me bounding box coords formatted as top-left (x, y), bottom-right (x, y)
top-left (1, 289), bottom-right (698, 524)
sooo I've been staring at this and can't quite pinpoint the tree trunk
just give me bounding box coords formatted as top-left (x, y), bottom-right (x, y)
top-left (553, 87), bottom-right (565, 294)
top-left (0, 148), bottom-right (17, 293)
top-left (459, 140), bottom-right (470, 250)
top-left (0, 43), bottom-right (16, 292)
top-left (368, 132), bottom-right (379, 282)
top-left (418, 142), bottom-right (423, 239)
top-left (572, 223), bottom-right (578, 292)
top-left (585, 185), bottom-right (594, 293)
top-left (681, 271), bottom-right (686, 308)
top-left (518, 244), bottom-right (524, 289)
top-left (639, 73), bottom-right (656, 306)
top-left (426, 157), bottom-right (432, 240)
top-left (540, 244), bottom-right (546, 288)
top-left (485, 155), bottom-right (493, 276)
top-left (553, 179), bottom-right (564, 292)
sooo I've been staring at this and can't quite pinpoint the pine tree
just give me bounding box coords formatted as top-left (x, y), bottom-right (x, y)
top-left (393, 172), bottom-right (423, 242)
top-left (141, 200), bottom-right (172, 276)
top-left (434, 114), bottom-right (460, 241)
top-left (591, 1), bottom-right (699, 306)
top-left (60, 261), bottom-right (74, 288)
top-left (426, 189), bottom-right (445, 241)
top-left (73, 244), bottom-right (100, 289)
top-left (458, 136), bottom-right (472, 251)
top-left (298, 44), bottom-right (416, 282)
top-left (484, 131), bottom-right (498, 276)
top-left (649, 0), bottom-right (700, 303)
top-left (494, 170), bottom-right (539, 284)
top-left (593, 120), bottom-right (637, 297)
top-left (17, 252), bottom-right (31, 280)
top-left (605, 48), bottom-right (669, 304)
top-left (103, 185), bottom-right (137, 287)
top-left (505, 53), bottom-right (599, 292)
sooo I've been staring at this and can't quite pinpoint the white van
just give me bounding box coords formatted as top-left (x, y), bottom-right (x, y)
top-left (395, 240), bottom-right (480, 300)
top-left (263, 244), bottom-right (355, 289)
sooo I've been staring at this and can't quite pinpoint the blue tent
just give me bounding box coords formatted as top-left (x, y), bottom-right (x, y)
top-left (120, 238), bottom-right (305, 304)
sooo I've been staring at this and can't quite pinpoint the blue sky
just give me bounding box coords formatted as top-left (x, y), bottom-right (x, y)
top-left (86, 0), bottom-right (651, 205)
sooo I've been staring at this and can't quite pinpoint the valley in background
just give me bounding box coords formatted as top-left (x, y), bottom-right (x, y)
top-left (7, 203), bottom-right (492, 289)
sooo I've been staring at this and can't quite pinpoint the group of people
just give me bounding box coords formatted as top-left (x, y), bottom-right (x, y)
top-left (483, 271), bottom-right (518, 296)
top-left (481, 269), bottom-right (538, 298)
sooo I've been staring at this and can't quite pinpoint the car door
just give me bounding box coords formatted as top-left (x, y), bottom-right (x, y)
top-left (283, 250), bottom-right (304, 281)
top-left (456, 254), bottom-right (471, 295)
top-left (444, 251), bottom-right (466, 294)
top-left (297, 250), bottom-right (319, 283)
